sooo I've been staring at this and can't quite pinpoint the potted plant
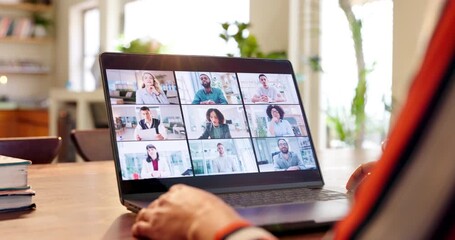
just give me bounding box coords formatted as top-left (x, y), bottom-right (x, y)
top-left (32, 13), bottom-right (52, 38)
top-left (117, 37), bottom-right (164, 54)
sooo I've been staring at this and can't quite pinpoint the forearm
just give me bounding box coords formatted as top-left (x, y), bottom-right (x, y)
top-left (212, 220), bottom-right (277, 240)
top-left (268, 123), bottom-right (275, 136)
top-left (225, 129), bottom-right (232, 138)
top-left (199, 129), bottom-right (209, 139)
top-left (298, 160), bottom-right (306, 170)
top-left (135, 92), bottom-right (143, 104)
top-left (192, 95), bottom-right (201, 104)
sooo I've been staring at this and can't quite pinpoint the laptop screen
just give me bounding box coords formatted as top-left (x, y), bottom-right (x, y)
top-left (100, 53), bottom-right (324, 194)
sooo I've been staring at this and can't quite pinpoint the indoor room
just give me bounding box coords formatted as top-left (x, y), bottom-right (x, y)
top-left (2, 0), bottom-right (452, 239)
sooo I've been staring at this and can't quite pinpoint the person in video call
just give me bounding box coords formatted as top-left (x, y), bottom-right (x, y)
top-left (212, 143), bottom-right (240, 173)
top-left (140, 144), bottom-right (171, 179)
top-left (127, 0), bottom-right (454, 238)
top-left (136, 71), bottom-right (169, 104)
top-left (251, 74), bottom-right (285, 103)
top-left (199, 108), bottom-right (231, 139)
top-left (272, 138), bottom-right (306, 171)
top-left (266, 105), bottom-right (294, 137)
top-left (134, 106), bottom-right (167, 141)
top-left (192, 73), bottom-right (228, 104)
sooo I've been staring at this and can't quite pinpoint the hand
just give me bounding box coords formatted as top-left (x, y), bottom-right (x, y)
top-left (136, 135), bottom-right (142, 141)
top-left (201, 100), bottom-right (215, 105)
top-left (287, 166), bottom-right (300, 171)
top-left (151, 171), bottom-right (161, 178)
top-left (346, 161), bottom-right (377, 193)
top-left (132, 184), bottom-right (244, 240)
top-left (149, 86), bottom-right (159, 95)
top-left (155, 134), bottom-right (164, 140)
top-left (261, 95), bottom-right (269, 102)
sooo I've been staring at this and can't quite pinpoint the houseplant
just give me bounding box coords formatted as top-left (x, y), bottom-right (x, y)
top-left (117, 37), bottom-right (164, 54)
top-left (219, 21), bottom-right (287, 59)
top-left (32, 13), bottom-right (52, 38)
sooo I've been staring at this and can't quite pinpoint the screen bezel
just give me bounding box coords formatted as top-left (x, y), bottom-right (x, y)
top-left (99, 52), bottom-right (325, 195)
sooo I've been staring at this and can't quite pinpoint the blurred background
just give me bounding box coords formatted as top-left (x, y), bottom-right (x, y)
top-left (0, 0), bottom-right (432, 161)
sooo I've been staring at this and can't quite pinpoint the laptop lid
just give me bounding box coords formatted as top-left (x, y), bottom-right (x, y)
top-left (99, 53), bottom-right (325, 202)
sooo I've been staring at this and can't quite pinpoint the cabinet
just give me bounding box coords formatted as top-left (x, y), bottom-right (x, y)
top-left (0, 2), bottom-right (54, 101)
top-left (0, 109), bottom-right (49, 137)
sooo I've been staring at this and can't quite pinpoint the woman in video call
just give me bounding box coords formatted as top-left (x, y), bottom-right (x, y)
top-left (136, 71), bottom-right (169, 104)
top-left (140, 144), bottom-right (171, 179)
top-left (266, 105), bottom-right (294, 137)
top-left (199, 108), bottom-right (232, 139)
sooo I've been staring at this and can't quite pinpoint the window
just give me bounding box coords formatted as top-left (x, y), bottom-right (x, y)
top-left (320, 0), bottom-right (393, 148)
top-left (68, 1), bottom-right (99, 92)
top-left (83, 8), bottom-right (100, 91)
top-left (123, 0), bottom-right (249, 56)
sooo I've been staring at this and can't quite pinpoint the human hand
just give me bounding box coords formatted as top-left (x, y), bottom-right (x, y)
top-left (136, 135), bottom-right (142, 141)
top-left (155, 134), bottom-right (164, 140)
top-left (149, 86), bottom-right (159, 95)
top-left (346, 161), bottom-right (377, 193)
top-left (151, 171), bottom-right (161, 178)
top-left (287, 166), bottom-right (300, 171)
top-left (261, 95), bottom-right (269, 102)
top-left (132, 184), bottom-right (244, 240)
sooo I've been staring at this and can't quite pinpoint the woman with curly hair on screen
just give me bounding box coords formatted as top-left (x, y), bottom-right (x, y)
top-left (266, 105), bottom-right (294, 137)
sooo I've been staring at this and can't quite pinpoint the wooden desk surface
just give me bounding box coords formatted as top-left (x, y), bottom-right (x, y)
top-left (0, 149), bottom-right (380, 240)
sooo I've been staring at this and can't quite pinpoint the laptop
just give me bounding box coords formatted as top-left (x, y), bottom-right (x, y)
top-left (99, 52), bottom-right (350, 233)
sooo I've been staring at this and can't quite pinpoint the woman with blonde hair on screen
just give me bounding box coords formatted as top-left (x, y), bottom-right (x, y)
top-left (136, 71), bottom-right (169, 104)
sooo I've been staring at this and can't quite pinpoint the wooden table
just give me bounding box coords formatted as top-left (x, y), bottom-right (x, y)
top-left (0, 149), bottom-right (380, 240)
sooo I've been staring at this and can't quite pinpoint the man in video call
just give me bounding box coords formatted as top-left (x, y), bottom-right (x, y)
top-left (251, 74), bottom-right (285, 103)
top-left (192, 73), bottom-right (228, 104)
top-left (213, 143), bottom-right (239, 173)
top-left (134, 106), bottom-right (167, 141)
top-left (273, 138), bottom-right (306, 171)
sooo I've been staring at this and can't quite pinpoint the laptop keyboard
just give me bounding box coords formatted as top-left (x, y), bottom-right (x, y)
top-left (219, 188), bottom-right (346, 208)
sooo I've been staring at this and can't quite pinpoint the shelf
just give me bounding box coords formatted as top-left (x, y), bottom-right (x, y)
top-left (0, 68), bottom-right (49, 75)
top-left (0, 36), bottom-right (53, 44)
top-left (0, 3), bottom-right (52, 12)
top-left (0, 71), bottom-right (49, 75)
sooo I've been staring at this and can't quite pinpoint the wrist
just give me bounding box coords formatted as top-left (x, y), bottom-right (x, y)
top-left (213, 220), bottom-right (252, 240)
top-left (188, 217), bottom-right (249, 240)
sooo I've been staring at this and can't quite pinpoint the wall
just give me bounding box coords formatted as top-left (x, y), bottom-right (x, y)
top-left (55, 0), bottom-right (122, 89)
top-left (392, 0), bottom-right (433, 121)
top-left (49, 0), bottom-right (434, 142)
top-left (0, 5), bottom-right (54, 103)
top-left (55, 0), bottom-right (82, 89)
top-left (53, 0), bottom-right (429, 100)
top-left (249, 0), bottom-right (289, 54)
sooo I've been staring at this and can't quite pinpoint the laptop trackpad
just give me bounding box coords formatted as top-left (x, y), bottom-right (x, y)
top-left (236, 200), bottom-right (350, 231)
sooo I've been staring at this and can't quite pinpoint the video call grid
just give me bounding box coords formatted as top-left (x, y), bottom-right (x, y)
top-left (106, 69), bottom-right (316, 180)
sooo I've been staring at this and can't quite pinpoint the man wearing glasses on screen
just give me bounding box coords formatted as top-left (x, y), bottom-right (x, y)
top-left (273, 138), bottom-right (306, 171)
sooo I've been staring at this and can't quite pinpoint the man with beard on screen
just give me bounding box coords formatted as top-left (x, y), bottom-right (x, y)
top-left (273, 138), bottom-right (306, 171)
top-left (192, 73), bottom-right (228, 104)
